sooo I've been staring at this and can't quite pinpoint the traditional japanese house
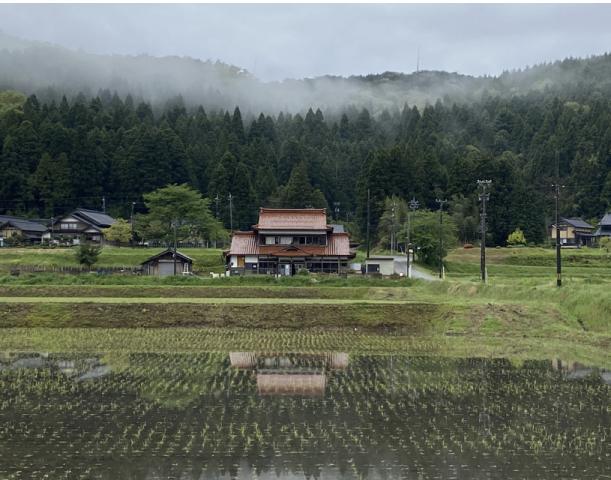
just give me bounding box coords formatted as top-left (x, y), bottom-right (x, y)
top-left (226, 208), bottom-right (354, 275)
top-left (593, 212), bottom-right (611, 243)
top-left (548, 217), bottom-right (595, 247)
top-left (0, 215), bottom-right (48, 246)
top-left (48, 208), bottom-right (116, 244)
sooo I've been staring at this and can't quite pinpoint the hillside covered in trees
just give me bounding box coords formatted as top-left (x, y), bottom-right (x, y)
top-left (1, 48), bottom-right (611, 247)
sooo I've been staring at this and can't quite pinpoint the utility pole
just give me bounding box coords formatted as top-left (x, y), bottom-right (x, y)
top-left (172, 221), bottom-right (178, 276)
top-left (50, 209), bottom-right (54, 245)
top-left (366, 188), bottom-right (371, 259)
top-left (102, 196), bottom-right (106, 214)
top-left (228, 193), bottom-right (233, 232)
top-left (477, 180), bottom-right (492, 283)
top-left (435, 198), bottom-right (447, 279)
top-left (553, 154), bottom-right (564, 288)
top-left (407, 197), bottom-right (419, 279)
top-left (391, 200), bottom-right (397, 254)
top-left (130, 201), bottom-right (136, 245)
top-left (214, 194), bottom-right (220, 219)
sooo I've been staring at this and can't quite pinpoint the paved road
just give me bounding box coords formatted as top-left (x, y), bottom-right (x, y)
top-left (372, 255), bottom-right (439, 281)
top-left (411, 266), bottom-right (439, 281)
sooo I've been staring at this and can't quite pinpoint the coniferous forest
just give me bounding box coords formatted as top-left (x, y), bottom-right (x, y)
top-left (1, 58), bottom-right (611, 247)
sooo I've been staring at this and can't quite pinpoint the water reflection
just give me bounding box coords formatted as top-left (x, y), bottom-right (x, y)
top-left (230, 352), bottom-right (349, 396)
top-left (0, 352), bottom-right (609, 479)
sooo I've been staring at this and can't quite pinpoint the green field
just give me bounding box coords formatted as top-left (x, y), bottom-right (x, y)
top-left (0, 246), bottom-right (226, 272)
top-left (0, 245), bottom-right (609, 366)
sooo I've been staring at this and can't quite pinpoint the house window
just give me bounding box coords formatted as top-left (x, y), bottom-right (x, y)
top-left (294, 236), bottom-right (326, 246)
top-left (61, 223), bottom-right (78, 230)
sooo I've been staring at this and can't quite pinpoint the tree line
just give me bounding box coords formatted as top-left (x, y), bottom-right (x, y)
top-left (1, 86), bottom-right (610, 248)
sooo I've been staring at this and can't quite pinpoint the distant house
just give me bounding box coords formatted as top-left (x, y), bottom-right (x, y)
top-left (47, 209), bottom-right (116, 244)
top-left (0, 215), bottom-right (48, 246)
top-left (548, 217), bottom-right (595, 247)
top-left (593, 213), bottom-right (611, 242)
top-left (226, 208), bottom-right (354, 275)
top-left (141, 249), bottom-right (193, 276)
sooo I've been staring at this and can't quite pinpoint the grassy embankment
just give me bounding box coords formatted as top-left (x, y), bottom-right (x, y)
top-left (0, 246), bottom-right (226, 273)
top-left (0, 246), bottom-right (609, 366)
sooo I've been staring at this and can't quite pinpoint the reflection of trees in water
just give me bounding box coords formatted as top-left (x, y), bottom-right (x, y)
top-left (0, 353), bottom-right (609, 479)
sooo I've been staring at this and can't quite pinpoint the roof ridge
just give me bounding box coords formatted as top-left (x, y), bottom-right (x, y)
top-left (259, 207), bottom-right (326, 213)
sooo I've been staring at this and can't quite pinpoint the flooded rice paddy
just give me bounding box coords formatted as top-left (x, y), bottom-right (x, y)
top-left (0, 352), bottom-right (609, 479)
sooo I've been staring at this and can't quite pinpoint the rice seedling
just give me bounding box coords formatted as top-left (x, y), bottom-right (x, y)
top-left (1, 351), bottom-right (607, 479)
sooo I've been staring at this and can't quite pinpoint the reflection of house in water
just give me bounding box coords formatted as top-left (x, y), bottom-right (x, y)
top-left (0, 353), bottom-right (110, 381)
top-left (230, 352), bottom-right (349, 396)
top-left (552, 359), bottom-right (610, 385)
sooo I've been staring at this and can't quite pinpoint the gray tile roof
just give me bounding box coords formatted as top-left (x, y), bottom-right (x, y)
top-left (599, 213), bottom-right (611, 226)
top-left (141, 249), bottom-right (193, 264)
top-left (74, 209), bottom-right (116, 227)
top-left (0, 215), bottom-right (48, 233)
top-left (561, 217), bottom-right (594, 229)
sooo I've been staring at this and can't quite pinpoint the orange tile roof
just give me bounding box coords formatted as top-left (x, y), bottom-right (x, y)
top-left (256, 208), bottom-right (328, 230)
top-left (227, 231), bottom-right (351, 257)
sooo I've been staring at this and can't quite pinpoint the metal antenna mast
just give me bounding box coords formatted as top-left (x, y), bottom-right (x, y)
top-left (477, 180), bottom-right (492, 283)
top-left (435, 198), bottom-right (448, 279)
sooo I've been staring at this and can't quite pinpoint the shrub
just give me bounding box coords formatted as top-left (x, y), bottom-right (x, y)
top-left (507, 228), bottom-right (527, 246)
top-left (75, 243), bottom-right (101, 268)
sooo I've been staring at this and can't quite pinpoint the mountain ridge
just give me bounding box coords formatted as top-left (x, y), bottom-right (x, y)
top-left (1, 31), bottom-right (610, 114)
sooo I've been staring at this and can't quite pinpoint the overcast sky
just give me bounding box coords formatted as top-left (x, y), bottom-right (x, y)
top-left (0, 4), bottom-right (610, 81)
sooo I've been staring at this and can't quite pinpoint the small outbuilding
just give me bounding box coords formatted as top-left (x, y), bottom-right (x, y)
top-left (140, 249), bottom-right (193, 276)
top-left (364, 255), bottom-right (408, 276)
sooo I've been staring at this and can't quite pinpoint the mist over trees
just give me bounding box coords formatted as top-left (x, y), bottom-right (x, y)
top-left (3, 31), bottom-right (611, 115)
